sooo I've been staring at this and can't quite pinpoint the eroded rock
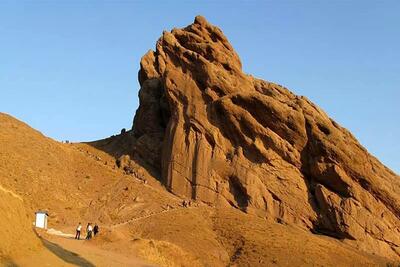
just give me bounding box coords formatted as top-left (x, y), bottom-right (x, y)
top-left (128, 16), bottom-right (400, 259)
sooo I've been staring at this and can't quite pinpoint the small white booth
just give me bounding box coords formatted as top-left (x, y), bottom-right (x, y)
top-left (35, 211), bottom-right (48, 229)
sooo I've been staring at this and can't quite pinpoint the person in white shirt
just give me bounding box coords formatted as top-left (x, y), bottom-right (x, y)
top-left (86, 223), bottom-right (93, 240)
top-left (75, 223), bottom-right (82, 240)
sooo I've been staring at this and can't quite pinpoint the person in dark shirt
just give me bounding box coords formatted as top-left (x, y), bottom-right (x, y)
top-left (93, 224), bottom-right (99, 237)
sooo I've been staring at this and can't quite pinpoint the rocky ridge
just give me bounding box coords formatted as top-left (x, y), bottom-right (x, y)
top-left (116, 16), bottom-right (400, 259)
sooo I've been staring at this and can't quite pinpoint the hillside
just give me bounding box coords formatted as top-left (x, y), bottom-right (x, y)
top-left (0, 114), bottom-right (394, 266)
top-left (1, 15), bottom-right (399, 267)
top-left (0, 112), bottom-right (180, 265)
top-left (0, 183), bottom-right (40, 263)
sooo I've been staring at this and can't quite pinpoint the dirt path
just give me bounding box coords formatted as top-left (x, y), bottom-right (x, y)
top-left (14, 234), bottom-right (155, 267)
top-left (49, 235), bottom-right (154, 267)
top-left (0, 184), bottom-right (23, 201)
top-left (110, 206), bottom-right (198, 229)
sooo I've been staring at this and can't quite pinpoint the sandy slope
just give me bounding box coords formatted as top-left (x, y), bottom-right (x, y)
top-left (0, 112), bottom-right (172, 266)
top-left (0, 183), bottom-right (40, 262)
top-left (0, 112), bottom-right (398, 266)
top-left (91, 206), bottom-right (391, 267)
top-left (0, 184), bottom-right (70, 266)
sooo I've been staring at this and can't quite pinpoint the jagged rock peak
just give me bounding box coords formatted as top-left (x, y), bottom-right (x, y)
top-left (138, 15), bottom-right (246, 89)
top-left (129, 16), bottom-right (400, 260)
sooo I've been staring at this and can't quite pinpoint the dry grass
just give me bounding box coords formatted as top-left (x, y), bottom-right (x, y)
top-left (0, 113), bottom-right (396, 266)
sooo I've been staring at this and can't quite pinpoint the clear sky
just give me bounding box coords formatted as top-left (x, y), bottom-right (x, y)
top-left (0, 1), bottom-right (399, 174)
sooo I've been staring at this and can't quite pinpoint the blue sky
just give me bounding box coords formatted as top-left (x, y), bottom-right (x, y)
top-left (0, 1), bottom-right (399, 174)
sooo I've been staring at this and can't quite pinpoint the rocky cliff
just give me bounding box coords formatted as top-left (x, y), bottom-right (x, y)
top-left (129, 16), bottom-right (400, 259)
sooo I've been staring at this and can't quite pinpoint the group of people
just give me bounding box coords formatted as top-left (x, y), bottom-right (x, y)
top-left (75, 222), bottom-right (99, 240)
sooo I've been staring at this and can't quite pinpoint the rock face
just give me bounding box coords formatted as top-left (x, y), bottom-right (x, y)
top-left (131, 16), bottom-right (400, 259)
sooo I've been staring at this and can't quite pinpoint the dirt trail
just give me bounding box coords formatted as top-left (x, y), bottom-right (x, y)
top-left (110, 206), bottom-right (198, 229)
top-left (13, 234), bottom-right (155, 267)
top-left (0, 184), bottom-right (23, 201)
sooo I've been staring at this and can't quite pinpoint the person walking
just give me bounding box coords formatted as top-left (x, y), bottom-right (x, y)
top-left (86, 223), bottom-right (93, 240)
top-left (93, 224), bottom-right (99, 237)
top-left (75, 222), bottom-right (82, 240)
top-left (85, 223), bottom-right (89, 239)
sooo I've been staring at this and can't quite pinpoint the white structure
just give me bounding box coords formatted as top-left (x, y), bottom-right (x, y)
top-left (35, 211), bottom-right (48, 229)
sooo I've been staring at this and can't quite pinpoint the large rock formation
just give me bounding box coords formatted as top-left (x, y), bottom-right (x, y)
top-left (130, 16), bottom-right (400, 259)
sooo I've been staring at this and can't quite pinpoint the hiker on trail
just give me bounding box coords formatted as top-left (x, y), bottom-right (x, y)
top-left (93, 224), bottom-right (99, 237)
top-left (75, 222), bottom-right (82, 240)
top-left (86, 223), bottom-right (93, 240)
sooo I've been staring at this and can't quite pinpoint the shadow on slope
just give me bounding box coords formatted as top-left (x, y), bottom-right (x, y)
top-left (39, 238), bottom-right (95, 267)
top-left (86, 131), bottom-right (163, 184)
top-left (0, 257), bottom-right (18, 267)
